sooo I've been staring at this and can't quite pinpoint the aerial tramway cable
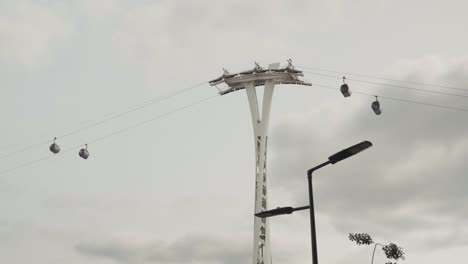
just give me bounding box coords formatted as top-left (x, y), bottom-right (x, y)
top-left (2, 63), bottom-right (467, 174)
top-left (298, 65), bottom-right (468, 92)
top-left (0, 81), bottom-right (207, 161)
top-left (301, 70), bottom-right (468, 99)
top-left (312, 83), bottom-right (468, 113)
top-left (0, 94), bottom-right (218, 176)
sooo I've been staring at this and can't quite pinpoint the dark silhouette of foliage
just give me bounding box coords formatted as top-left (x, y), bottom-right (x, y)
top-left (382, 243), bottom-right (405, 261)
top-left (348, 233), bottom-right (405, 264)
top-left (349, 233), bottom-right (374, 245)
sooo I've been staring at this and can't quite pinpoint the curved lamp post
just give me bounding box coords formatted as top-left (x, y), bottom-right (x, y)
top-left (255, 140), bottom-right (373, 264)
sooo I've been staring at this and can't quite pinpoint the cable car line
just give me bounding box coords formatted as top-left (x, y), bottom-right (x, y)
top-left (3, 65), bottom-right (465, 174)
top-left (0, 142), bottom-right (86, 176)
top-left (3, 81), bottom-right (467, 176)
top-left (0, 153), bottom-right (58, 176)
top-left (349, 78), bottom-right (468, 98)
top-left (302, 71), bottom-right (468, 99)
top-left (313, 83), bottom-right (468, 113)
top-left (0, 81), bottom-right (208, 161)
top-left (0, 139), bottom-right (51, 160)
top-left (0, 94), bottom-right (218, 176)
top-left (298, 65), bottom-right (468, 92)
top-left (84, 94), bottom-right (218, 146)
top-left (56, 81), bottom-right (207, 139)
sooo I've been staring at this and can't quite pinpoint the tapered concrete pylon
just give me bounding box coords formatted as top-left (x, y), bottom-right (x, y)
top-left (209, 60), bottom-right (311, 264)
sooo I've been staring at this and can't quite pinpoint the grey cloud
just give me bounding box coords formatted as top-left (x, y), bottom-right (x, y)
top-left (78, 0), bottom-right (346, 64)
top-left (0, 1), bottom-right (74, 67)
top-left (76, 234), bottom-right (250, 264)
top-left (269, 57), bottom-right (468, 249)
top-left (2, 1), bottom-right (468, 263)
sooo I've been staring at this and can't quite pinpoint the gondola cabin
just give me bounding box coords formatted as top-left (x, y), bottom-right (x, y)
top-left (49, 137), bottom-right (60, 154)
top-left (49, 143), bottom-right (61, 154)
top-left (79, 147), bottom-right (89, 159)
top-left (340, 83), bottom-right (351, 97)
top-left (371, 99), bottom-right (382, 115)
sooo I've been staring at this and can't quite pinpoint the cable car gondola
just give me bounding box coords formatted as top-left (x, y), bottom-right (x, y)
top-left (79, 144), bottom-right (90, 159)
top-left (340, 76), bottom-right (351, 98)
top-left (49, 137), bottom-right (61, 154)
top-left (371, 96), bottom-right (382, 115)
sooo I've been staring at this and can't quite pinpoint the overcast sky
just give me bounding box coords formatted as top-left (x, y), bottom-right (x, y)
top-left (1, 0), bottom-right (468, 263)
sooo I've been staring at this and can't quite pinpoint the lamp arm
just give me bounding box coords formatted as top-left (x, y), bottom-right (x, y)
top-left (307, 160), bottom-right (331, 178)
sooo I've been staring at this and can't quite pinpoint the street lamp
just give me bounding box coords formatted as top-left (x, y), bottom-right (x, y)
top-left (308, 140), bottom-right (372, 264)
top-left (256, 140), bottom-right (372, 264)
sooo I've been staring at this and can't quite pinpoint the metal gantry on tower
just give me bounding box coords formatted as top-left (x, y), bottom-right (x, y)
top-left (209, 60), bottom-right (311, 264)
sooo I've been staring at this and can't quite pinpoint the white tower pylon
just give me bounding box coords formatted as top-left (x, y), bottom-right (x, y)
top-left (209, 60), bottom-right (311, 264)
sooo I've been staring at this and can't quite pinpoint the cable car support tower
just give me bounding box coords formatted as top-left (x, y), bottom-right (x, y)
top-left (209, 60), bottom-right (311, 264)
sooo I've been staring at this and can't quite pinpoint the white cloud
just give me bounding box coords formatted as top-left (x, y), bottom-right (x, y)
top-left (0, 1), bottom-right (73, 68)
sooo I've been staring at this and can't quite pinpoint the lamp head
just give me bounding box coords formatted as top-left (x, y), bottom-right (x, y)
top-left (255, 207), bottom-right (295, 218)
top-left (328, 141), bottom-right (372, 164)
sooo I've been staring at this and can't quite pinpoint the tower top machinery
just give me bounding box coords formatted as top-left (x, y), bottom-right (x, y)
top-left (210, 59), bottom-right (311, 95)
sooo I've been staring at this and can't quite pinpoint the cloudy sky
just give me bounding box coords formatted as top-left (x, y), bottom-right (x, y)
top-left (1, 0), bottom-right (468, 263)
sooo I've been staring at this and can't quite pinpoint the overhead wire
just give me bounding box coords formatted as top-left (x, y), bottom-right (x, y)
top-left (301, 70), bottom-right (468, 99)
top-left (4, 81), bottom-right (467, 176)
top-left (0, 139), bottom-right (52, 161)
top-left (3, 64), bottom-right (465, 174)
top-left (0, 153), bottom-right (58, 177)
top-left (298, 65), bottom-right (468, 92)
top-left (84, 94), bottom-right (218, 146)
top-left (312, 83), bottom-right (468, 113)
top-left (0, 93), bottom-right (219, 176)
top-left (0, 81), bottom-right (208, 161)
top-left (56, 80), bottom-right (207, 139)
